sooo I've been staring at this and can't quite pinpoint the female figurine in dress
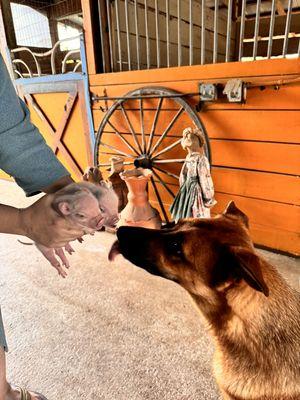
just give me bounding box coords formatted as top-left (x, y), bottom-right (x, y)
top-left (170, 127), bottom-right (216, 221)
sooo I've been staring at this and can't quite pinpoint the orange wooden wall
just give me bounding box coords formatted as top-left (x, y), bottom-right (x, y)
top-left (90, 58), bottom-right (300, 255)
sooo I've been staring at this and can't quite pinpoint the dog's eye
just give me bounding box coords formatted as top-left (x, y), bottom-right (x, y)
top-left (168, 241), bottom-right (182, 256)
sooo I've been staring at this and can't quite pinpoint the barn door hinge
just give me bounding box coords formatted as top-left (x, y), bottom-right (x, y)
top-left (199, 83), bottom-right (218, 102)
top-left (223, 79), bottom-right (246, 103)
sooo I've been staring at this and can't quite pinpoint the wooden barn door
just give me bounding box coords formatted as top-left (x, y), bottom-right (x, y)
top-left (16, 79), bottom-right (94, 180)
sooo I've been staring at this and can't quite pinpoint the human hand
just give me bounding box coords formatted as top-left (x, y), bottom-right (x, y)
top-left (35, 242), bottom-right (75, 278)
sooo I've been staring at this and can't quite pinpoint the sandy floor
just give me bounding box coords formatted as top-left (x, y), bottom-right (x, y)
top-left (0, 180), bottom-right (299, 400)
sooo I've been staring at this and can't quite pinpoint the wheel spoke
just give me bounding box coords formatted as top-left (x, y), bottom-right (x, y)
top-left (146, 97), bottom-right (163, 154)
top-left (153, 165), bottom-right (180, 180)
top-left (152, 138), bottom-right (182, 159)
top-left (119, 103), bottom-right (143, 153)
top-left (153, 158), bottom-right (186, 164)
top-left (107, 119), bottom-right (140, 156)
top-left (140, 97), bottom-right (146, 152)
top-left (99, 141), bottom-right (135, 158)
top-left (97, 161), bottom-right (133, 167)
top-left (149, 106), bottom-right (184, 156)
top-left (152, 169), bottom-right (175, 198)
top-left (99, 151), bottom-right (128, 156)
top-left (150, 177), bottom-right (169, 223)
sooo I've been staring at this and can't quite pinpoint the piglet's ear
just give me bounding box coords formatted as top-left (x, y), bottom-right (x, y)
top-left (57, 201), bottom-right (72, 216)
top-left (223, 201), bottom-right (249, 228)
top-left (229, 246), bottom-right (269, 296)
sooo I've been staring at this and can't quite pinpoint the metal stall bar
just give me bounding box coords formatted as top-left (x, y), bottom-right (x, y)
top-left (298, 37), bottom-right (300, 57)
top-left (144, 0), bottom-right (150, 69)
top-left (189, 0), bottom-right (193, 65)
top-left (106, 0), bottom-right (114, 71)
top-left (97, 0), bottom-right (108, 72)
top-left (267, 0), bottom-right (276, 58)
top-left (238, 0), bottom-right (246, 61)
top-left (155, 0), bottom-right (161, 68)
top-left (282, 0), bottom-right (293, 57)
top-left (135, 0), bottom-right (141, 69)
top-left (125, 0), bottom-right (132, 70)
top-left (201, 0), bottom-right (206, 65)
top-left (166, 0), bottom-right (170, 67)
top-left (253, 0), bottom-right (261, 60)
top-left (213, 0), bottom-right (219, 63)
top-left (225, 0), bottom-right (233, 62)
top-left (178, 0), bottom-right (182, 66)
top-left (115, 0), bottom-right (122, 71)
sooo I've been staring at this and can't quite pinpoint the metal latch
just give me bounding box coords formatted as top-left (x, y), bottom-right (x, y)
top-left (223, 79), bottom-right (246, 102)
top-left (199, 83), bottom-right (218, 101)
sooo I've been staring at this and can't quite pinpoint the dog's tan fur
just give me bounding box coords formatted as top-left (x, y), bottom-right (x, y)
top-left (114, 202), bottom-right (300, 400)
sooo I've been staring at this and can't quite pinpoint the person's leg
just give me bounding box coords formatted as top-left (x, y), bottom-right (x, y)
top-left (0, 346), bottom-right (9, 400)
top-left (0, 346), bottom-right (46, 400)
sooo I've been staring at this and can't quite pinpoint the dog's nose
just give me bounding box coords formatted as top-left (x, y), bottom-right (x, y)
top-left (117, 226), bottom-right (155, 254)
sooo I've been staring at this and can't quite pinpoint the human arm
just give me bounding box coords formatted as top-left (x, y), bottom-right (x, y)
top-left (0, 54), bottom-right (76, 274)
top-left (0, 55), bottom-right (71, 196)
top-left (0, 204), bottom-right (26, 236)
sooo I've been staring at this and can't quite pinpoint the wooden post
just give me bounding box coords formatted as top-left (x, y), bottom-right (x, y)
top-left (0, 1), bottom-right (14, 79)
top-left (0, 0), bottom-right (17, 50)
top-left (81, 0), bottom-right (99, 74)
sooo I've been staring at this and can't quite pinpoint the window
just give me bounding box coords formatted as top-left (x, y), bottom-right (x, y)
top-left (11, 2), bottom-right (52, 48)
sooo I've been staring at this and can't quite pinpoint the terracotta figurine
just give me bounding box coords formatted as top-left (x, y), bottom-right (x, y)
top-left (117, 168), bottom-right (161, 229)
top-left (170, 127), bottom-right (216, 221)
top-left (107, 156), bottom-right (129, 213)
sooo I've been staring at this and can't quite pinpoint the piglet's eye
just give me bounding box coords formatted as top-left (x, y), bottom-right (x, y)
top-left (100, 207), bottom-right (105, 213)
top-left (76, 213), bottom-right (85, 219)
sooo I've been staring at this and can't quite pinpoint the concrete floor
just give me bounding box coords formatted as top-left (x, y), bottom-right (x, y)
top-left (0, 180), bottom-right (299, 400)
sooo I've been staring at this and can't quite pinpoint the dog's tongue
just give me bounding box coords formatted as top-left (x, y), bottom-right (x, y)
top-left (108, 240), bottom-right (121, 261)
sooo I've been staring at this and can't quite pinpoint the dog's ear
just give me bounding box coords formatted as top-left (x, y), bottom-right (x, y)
top-left (229, 246), bottom-right (269, 296)
top-left (223, 201), bottom-right (249, 228)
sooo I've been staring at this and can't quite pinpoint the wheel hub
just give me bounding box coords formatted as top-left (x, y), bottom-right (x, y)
top-left (134, 154), bottom-right (152, 169)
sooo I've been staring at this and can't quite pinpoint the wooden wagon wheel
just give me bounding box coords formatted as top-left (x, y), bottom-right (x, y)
top-left (94, 87), bottom-right (211, 223)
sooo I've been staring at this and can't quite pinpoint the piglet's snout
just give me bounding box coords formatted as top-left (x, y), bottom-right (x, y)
top-left (103, 213), bottom-right (119, 228)
top-left (92, 213), bottom-right (119, 229)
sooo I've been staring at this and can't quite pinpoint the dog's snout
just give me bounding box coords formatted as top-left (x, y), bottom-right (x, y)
top-left (117, 226), bottom-right (161, 261)
top-left (117, 226), bottom-right (152, 252)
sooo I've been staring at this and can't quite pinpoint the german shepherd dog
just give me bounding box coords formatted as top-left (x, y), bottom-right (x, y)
top-left (109, 202), bottom-right (300, 400)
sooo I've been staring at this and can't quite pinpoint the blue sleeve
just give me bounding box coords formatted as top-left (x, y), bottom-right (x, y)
top-left (0, 54), bottom-right (70, 196)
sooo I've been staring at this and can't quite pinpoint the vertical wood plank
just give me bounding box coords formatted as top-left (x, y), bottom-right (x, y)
top-left (81, 0), bottom-right (97, 74)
